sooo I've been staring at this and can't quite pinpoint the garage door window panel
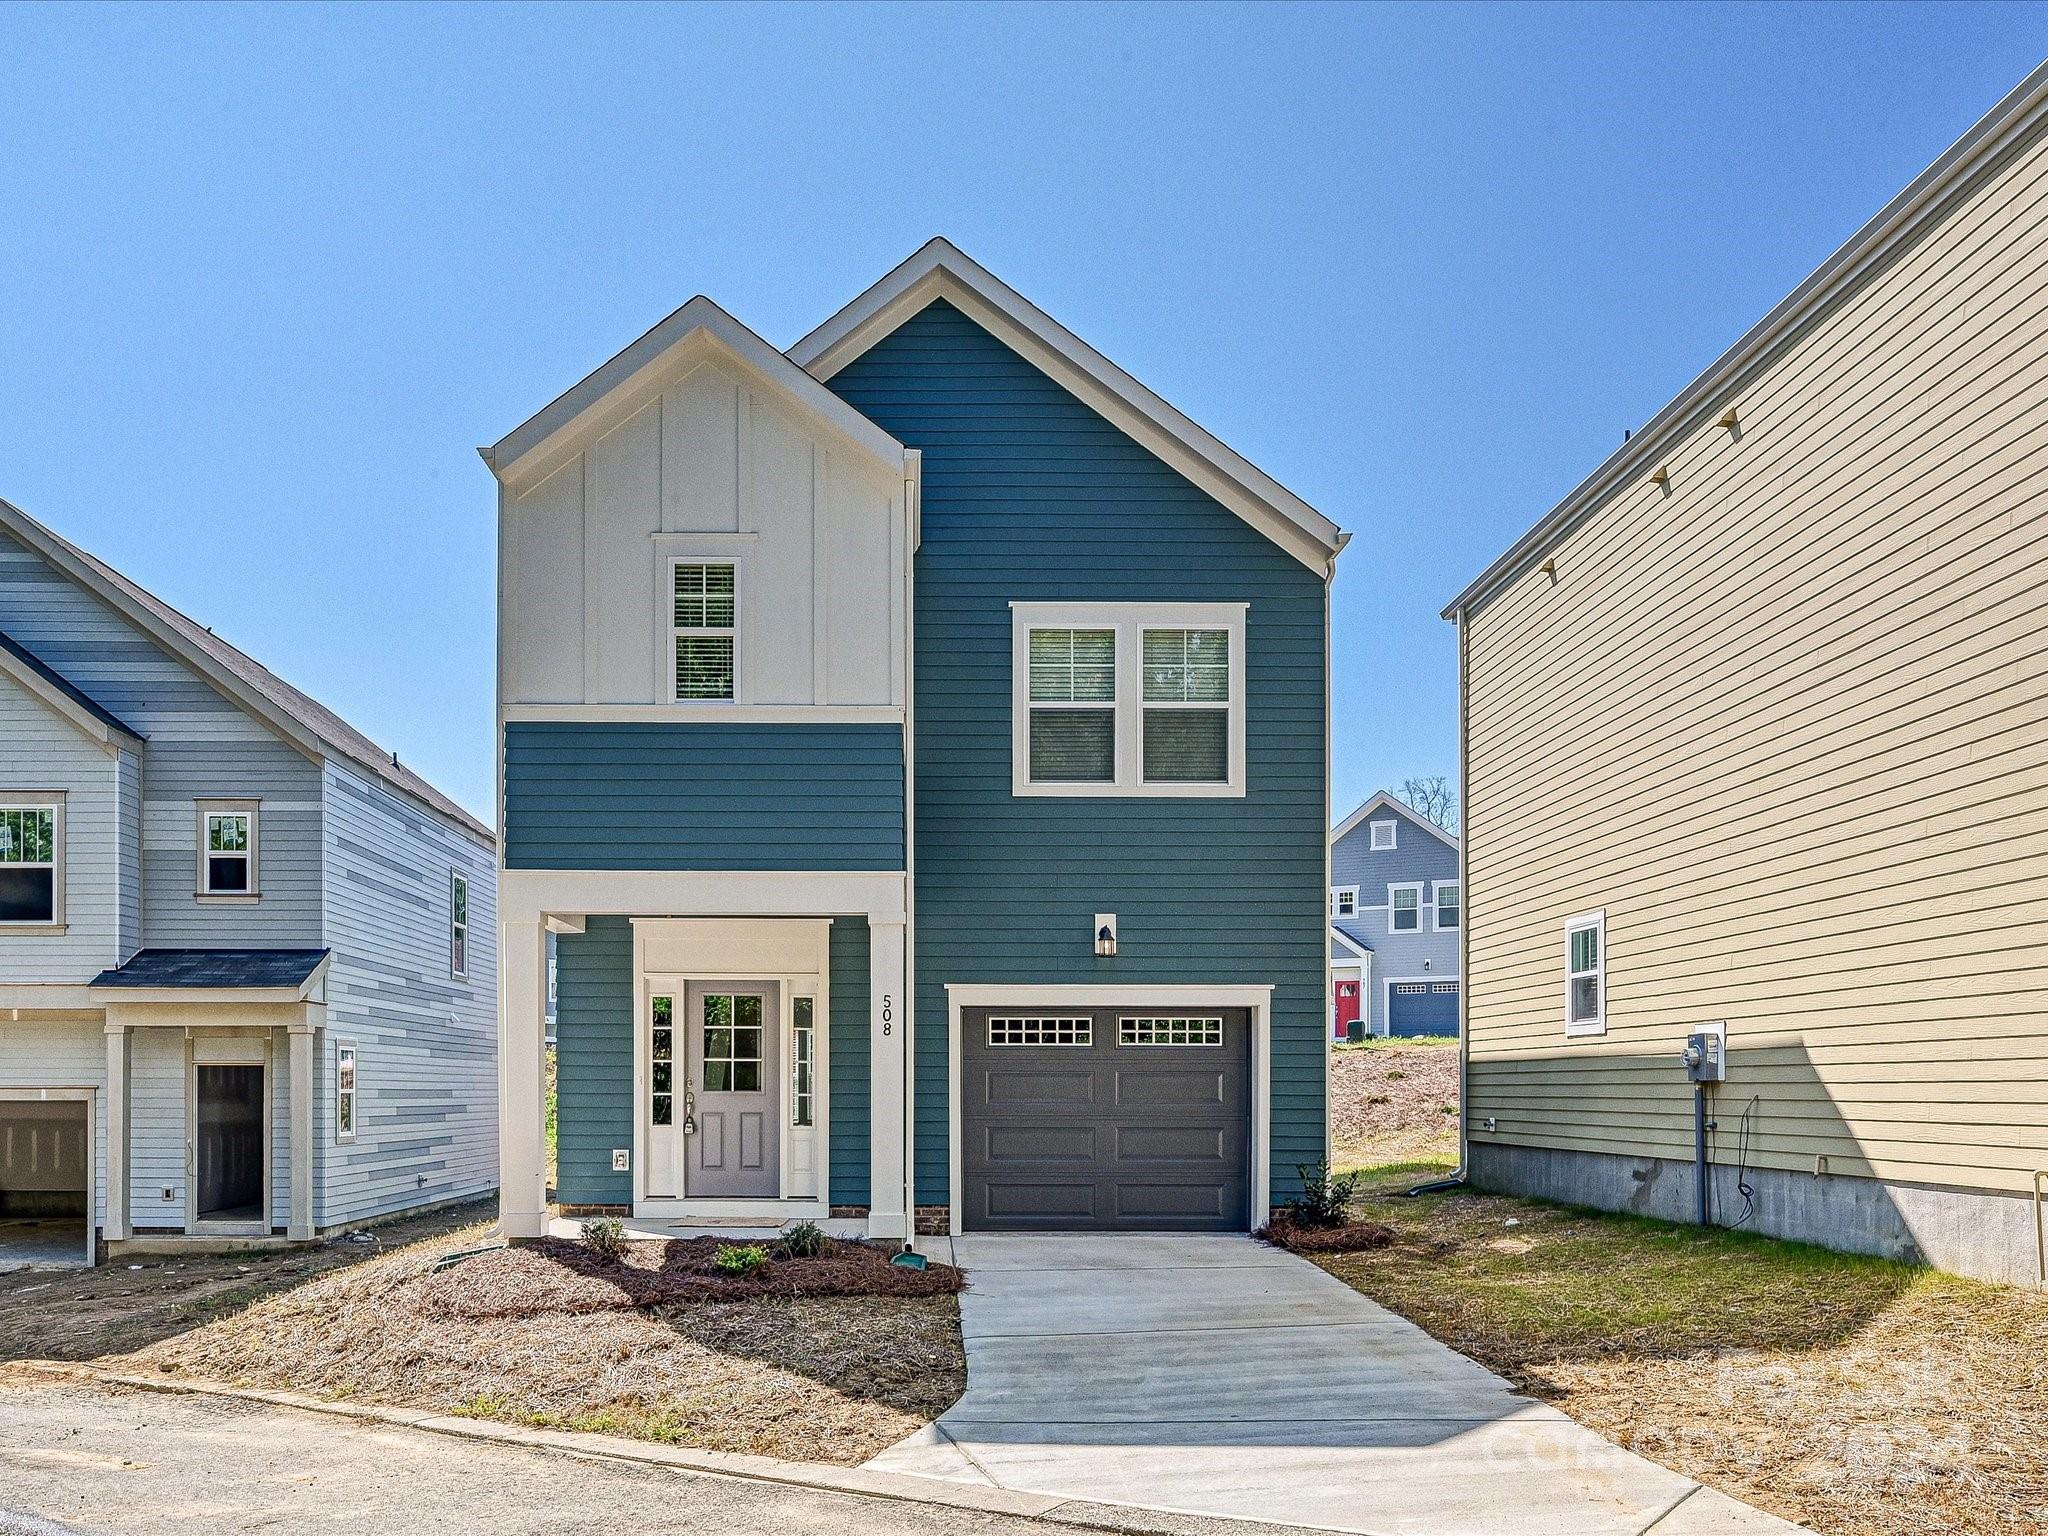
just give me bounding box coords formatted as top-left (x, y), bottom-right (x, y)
top-left (1119, 1016), bottom-right (1224, 1047)
top-left (989, 1016), bottom-right (1093, 1046)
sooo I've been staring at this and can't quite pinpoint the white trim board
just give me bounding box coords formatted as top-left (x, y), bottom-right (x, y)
top-left (788, 238), bottom-right (1345, 575)
top-left (942, 982), bottom-right (1273, 1238)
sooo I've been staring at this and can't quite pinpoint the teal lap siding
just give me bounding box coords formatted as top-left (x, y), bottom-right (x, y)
top-left (553, 915), bottom-right (634, 1206)
top-left (827, 300), bottom-right (1328, 1208)
top-left (829, 918), bottom-right (871, 1207)
top-left (503, 722), bottom-right (905, 871)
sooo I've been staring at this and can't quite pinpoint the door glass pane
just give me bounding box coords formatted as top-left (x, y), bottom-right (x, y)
top-left (1029, 709), bottom-right (1115, 781)
top-left (792, 997), bottom-right (814, 1127)
top-left (1142, 708), bottom-right (1227, 782)
top-left (650, 994), bottom-right (674, 1126)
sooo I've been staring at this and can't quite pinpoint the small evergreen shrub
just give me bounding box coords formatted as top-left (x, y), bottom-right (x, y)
top-left (1281, 1162), bottom-right (1361, 1229)
top-left (713, 1243), bottom-right (770, 1276)
top-left (582, 1217), bottom-right (629, 1263)
top-left (776, 1221), bottom-right (828, 1260)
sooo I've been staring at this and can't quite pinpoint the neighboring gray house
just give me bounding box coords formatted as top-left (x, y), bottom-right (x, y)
top-left (0, 498), bottom-right (497, 1265)
top-left (1329, 791), bottom-right (1460, 1038)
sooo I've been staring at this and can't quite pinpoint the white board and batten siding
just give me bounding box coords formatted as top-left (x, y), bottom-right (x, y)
top-left (319, 762), bottom-right (497, 1226)
top-left (1462, 104), bottom-right (2048, 1200)
top-left (501, 355), bottom-right (908, 711)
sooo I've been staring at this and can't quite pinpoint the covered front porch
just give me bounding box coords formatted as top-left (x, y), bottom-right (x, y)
top-left (500, 871), bottom-right (909, 1242)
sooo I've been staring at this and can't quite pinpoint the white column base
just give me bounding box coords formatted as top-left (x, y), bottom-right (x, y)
top-left (499, 919), bottom-right (549, 1240)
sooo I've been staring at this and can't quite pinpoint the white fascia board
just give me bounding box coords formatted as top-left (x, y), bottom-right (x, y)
top-left (1332, 789), bottom-right (1460, 851)
top-left (1329, 927), bottom-right (1371, 962)
top-left (1443, 60), bottom-right (2048, 621)
top-left (485, 295), bottom-right (908, 492)
top-left (0, 645), bottom-right (142, 754)
top-left (788, 238), bottom-right (1345, 575)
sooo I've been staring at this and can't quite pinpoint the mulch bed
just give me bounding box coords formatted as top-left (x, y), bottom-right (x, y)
top-left (419, 1236), bottom-right (964, 1320)
top-left (1254, 1219), bottom-right (1396, 1254)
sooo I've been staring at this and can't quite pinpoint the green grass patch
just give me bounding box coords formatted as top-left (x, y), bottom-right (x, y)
top-left (1333, 1035), bottom-right (1458, 1052)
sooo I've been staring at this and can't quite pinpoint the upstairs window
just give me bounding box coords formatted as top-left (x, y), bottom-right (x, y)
top-left (1330, 885), bottom-right (1358, 919)
top-left (1435, 881), bottom-right (1461, 931)
top-left (1370, 820), bottom-right (1397, 851)
top-left (1389, 882), bottom-right (1422, 932)
top-left (450, 873), bottom-right (470, 979)
top-left (1566, 911), bottom-right (1606, 1036)
top-left (335, 1043), bottom-right (357, 1143)
top-left (198, 803), bottom-right (257, 897)
top-left (0, 804), bottom-right (59, 925)
top-left (671, 561), bottom-right (737, 702)
top-left (1012, 603), bottom-right (1245, 797)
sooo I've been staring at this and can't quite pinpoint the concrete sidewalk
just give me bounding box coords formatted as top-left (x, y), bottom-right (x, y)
top-left (877, 1234), bottom-right (1796, 1536)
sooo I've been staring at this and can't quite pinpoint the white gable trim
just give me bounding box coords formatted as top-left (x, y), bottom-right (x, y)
top-left (788, 238), bottom-right (1345, 575)
top-left (0, 644), bottom-right (142, 754)
top-left (484, 294), bottom-right (908, 493)
top-left (1330, 927), bottom-right (1371, 963)
top-left (1332, 789), bottom-right (1460, 851)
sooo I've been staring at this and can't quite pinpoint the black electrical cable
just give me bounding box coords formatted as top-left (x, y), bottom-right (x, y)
top-left (1726, 1094), bottom-right (1760, 1230)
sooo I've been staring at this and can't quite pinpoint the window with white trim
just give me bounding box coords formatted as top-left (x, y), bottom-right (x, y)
top-left (0, 803), bottom-right (59, 925)
top-left (671, 561), bottom-right (737, 701)
top-left (988, 1016), bottom-right (1092, 1046)
top-left (450, 873), bottom-right (470, 978)
top-left (1012, 603), bottom-right (1245, 796)
top-left (1565, 911), bottom-right (1606, 1037)
top-left (649, 994), bottom-right (674, 1125)
top-left (1389, 882), bottom-right (1422, 932)
top-left (1434, 881), bottom-right (1460, 931)
top-left (197, 803), bottom-right (257, 896)
top-left (791, 996), bottom-right (815, 1128)
top-left (1330, 885), bottom-right (1358, 919)
top-left (1119, 1016), bottom-right (1223, 1047)
top-left (1369, 820), bottom-right (1396, 851)
top-left (335, 1043), bottom-right (357, 1143)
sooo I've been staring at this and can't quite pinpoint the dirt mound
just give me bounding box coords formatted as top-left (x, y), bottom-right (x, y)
top-left (1255, 1220), bottom-right (1396, 1254)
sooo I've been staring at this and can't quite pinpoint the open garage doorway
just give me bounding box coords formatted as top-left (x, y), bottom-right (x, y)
top-left (0, 1092), bottom-right (94, 1268)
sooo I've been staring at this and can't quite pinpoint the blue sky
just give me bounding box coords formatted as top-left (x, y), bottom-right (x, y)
top-left (2, 4), bottom-right (2044, 821)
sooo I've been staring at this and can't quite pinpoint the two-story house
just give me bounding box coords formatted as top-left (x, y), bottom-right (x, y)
top-left (0, 499), bottom-right (498, 1266)
top-left (1328, 791), bottom-right (1460, 1039)
top-left (490, 240), bottom-right (1344, 1239)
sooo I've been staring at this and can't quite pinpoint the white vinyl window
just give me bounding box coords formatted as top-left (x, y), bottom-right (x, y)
top-left (1434, 881), bottom-right (1461, 931)
top-left (335, 1043), bottom-right (357, 1143)
top-left (197, 802), bottom-right (257, 897)
top-left (792, 996), bottom-right (815, 1128)
top-left (1330, 885), bottom-right (1358, 919)
top-left (0, 802), bottom-right (61, 926)
top-left (1389, 882), bottom-right (1422, 933)
top-left (670, 561), bottom-right (738, 702)
top-left (1369, 820), bottom-right (1397, 851)
top-left (1565, 911), bottom-right (1606, 1037)
top-left (1012, 602), bottom-right (1246, 797)
top-left (450, 873), bottom-right (470, 978)
top-left (1119, 1016), bottom-right (1223, 1047)
top-left (988, 1016), bottom-right (1092, 1046)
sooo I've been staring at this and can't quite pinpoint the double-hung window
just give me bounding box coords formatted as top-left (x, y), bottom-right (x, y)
top-left (1330, 885), bottom-right (1358, 919)
top-left (1565, 911), bottom-right (1606, 1037)
top-left (1012, 602), bottom-right (1245, 796)
top-left (1389, 882), bottom-right (1422, 932)
top-left (197, 802), bottom-right (257, 897)
top-left (0, 802), bottom-right (60, 926)
top-left (1434, 881), bottom-right (1461, 931)
top-left (450, 873), bottom-right (470, 979)
top-left (670, 561), bottom-right (738, 702)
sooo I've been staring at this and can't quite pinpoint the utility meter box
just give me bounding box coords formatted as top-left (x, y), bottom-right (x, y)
top-left (1683, 1022), bottom-right (1727, 1083)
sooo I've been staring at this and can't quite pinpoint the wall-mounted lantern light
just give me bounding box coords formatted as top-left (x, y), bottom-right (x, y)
top-left (1094, 913), bottom-right (1117, 957)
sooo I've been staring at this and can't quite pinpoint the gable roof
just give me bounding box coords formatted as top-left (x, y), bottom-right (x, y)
top-left (1332, 789), bottom-right (1460, 851)
top-left (1331, 927), bottom-right (1372, 962)
top-left (482, 293), bottom-right (909, 491)
top-left (0, 625), bottom-right (145, 749)
top-left (0, 499), bottom-right (491, 845)
top-left (787, 238), bottom-right (1346, 575)
top-left (1443, 61), bottom-right (2048, 621)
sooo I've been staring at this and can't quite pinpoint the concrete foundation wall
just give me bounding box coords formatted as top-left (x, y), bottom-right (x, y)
top-left (1468, 1140), bottom-right (2045, 1290)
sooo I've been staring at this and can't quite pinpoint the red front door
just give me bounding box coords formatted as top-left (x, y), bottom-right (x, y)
top-left (1334, 979), bottom-right (1361, 1039)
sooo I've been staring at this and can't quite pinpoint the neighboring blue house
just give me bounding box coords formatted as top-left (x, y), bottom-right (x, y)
top-left (489, 239), bottom-right (1345, 1238)
top-left (0, 499), bottom-right (498, 1266)
top-left (1329, 791), bottom-right (1460, 1039)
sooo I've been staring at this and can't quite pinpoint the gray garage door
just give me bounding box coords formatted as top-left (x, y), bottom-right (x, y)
top-left (961, 1005), bottom-right (1251, 1232)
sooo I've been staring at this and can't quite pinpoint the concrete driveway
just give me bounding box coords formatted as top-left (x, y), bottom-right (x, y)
top-left (875, 1235), bottom-right (1795, 1536)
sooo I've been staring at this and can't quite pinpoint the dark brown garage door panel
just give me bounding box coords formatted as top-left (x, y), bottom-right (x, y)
top-left (963, 1005), bottom-right (1251, 1232)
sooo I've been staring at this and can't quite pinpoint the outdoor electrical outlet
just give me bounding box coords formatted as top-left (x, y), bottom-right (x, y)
top-left (1479, 1116), bottom-right (1498, 1133)
top-left (612, 1148), bottom-right (630, 1172)
top-left (161, 1187), bottom-right (174, 1201)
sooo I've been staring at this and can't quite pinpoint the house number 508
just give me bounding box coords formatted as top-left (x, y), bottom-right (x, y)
top-left (881, 994), bottom-right (894, 1036)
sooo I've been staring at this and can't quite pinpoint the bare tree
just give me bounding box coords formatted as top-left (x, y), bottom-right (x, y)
top-left (1400, 775), bottom-right (1458, 832)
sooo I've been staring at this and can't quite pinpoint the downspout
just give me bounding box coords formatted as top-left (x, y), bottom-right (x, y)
top-left (2034, 1169), bottom-right (2046, 1288)
top-left (1322, 536), bottom-right (1342, 1196)
top-left (1406, 600), bottom-right (1470, 1197)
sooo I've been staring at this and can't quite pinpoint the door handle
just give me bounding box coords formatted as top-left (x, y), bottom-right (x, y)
top-left (681, 1088), bottom-right (697, 1138)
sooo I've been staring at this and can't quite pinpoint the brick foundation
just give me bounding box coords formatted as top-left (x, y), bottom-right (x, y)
top-left (913, 1205), bottom-right (950, 1235)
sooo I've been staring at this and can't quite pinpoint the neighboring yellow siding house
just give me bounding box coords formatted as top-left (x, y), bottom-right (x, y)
top-left (1446, 64), bottom-right (2048, 1288)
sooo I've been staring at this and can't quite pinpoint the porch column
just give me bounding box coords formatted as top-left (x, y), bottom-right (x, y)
top-left (868, 919), bottom-right (909, 1241)
top-left (287, 1020), bottom-right (315, 1240)
top-left (499, 918), bottom-right (549, 1239)
top-left (102, 1021), bottom-right (129, 1242)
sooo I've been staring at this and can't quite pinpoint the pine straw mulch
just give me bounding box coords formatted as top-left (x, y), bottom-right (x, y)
top-left (1317, 1173), bottom-right (2048, 1536)
top-left (1329, 1039), bottom-right (1459, 1168)
top-left (1253, 1218), bottom-right (1396, 1255)
top-left (119, 1227), bottom-right (967, 1465)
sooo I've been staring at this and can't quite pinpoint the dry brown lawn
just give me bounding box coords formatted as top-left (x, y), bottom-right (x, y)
top-left (1323, 1168), bottom-right (2048, 1536)
top-left (1329, 1038), bottom-right (1459, 1168)
top-left (1, 1208), bottom-right (965, 1466)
